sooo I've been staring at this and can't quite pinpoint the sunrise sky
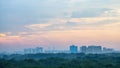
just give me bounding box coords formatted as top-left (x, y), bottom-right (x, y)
top-left (0, 0), bottom-right (120, 53)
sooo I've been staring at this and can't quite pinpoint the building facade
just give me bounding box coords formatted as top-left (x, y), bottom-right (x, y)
top-left (70, 45), bottom-right (78, 53)
top-left (80, 46), bottom-right (87, 53)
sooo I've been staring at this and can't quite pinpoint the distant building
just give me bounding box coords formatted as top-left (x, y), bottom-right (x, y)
top-left (35, 47), bottom-right (43, 53)
top-left (24, 47), bottom-right (43, 54)
top-left (80, 46), bottom-right (87, 53)
top-left (103, 47), bottom-right (114, 53)
top-left (24, 48), bottom-right (33, 54)
top-left (80, 45), bottom-right (116, 54)
top-left (70, 45), bottom-right (78, 53)
top-left (45, 50), bottom-right (70, 53)
top-left (86, 45), bottom-right (102, 54)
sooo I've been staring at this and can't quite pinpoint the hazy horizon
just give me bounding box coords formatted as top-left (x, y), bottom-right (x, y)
top-left (0, 0), bottom-right (120, 53)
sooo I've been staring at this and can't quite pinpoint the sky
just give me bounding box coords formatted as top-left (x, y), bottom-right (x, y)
top-left (0, 0), bottom-right (120, 53)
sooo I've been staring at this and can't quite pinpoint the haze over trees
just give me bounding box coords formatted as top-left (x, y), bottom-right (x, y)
top-left (0, 53), bottom-right (120, 68)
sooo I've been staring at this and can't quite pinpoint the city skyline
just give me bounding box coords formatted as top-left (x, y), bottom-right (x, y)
top-left (0, 0), bottom-right (120, 53)
top-left (0, 44), bottom-right (117, 54)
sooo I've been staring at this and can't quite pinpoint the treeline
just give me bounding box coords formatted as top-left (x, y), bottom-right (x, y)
top-left (1, 53), bottom-right (120, 60)
top-left (0, 53), bottom-right (120, 68)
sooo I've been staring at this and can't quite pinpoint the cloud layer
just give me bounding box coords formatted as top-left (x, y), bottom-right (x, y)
top-left (0, 0), bottom-right (120, 52)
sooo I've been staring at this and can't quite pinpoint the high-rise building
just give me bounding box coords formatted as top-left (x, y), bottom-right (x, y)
top-left (87, 45), bottom-right (102, 54)
top-left (70, 45), bottom-right (78, 53)
top-left (80, 46), bottom-right (87, 53)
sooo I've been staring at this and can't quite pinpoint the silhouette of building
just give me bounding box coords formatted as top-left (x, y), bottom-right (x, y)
top-left (86, 45), bottom-right (102, 54)
top-left (70, 45), bottom-right (78, 53)
top-left (35, 47), bottom-right (43, 53)
top-left (24, 47), bottom-right (43, 54)
top-left (80, 46), bottom-right (87, 53)
top-left (23, 45), bottom-right (116, 54)
top-left (80, 45), bottom-right (102, 54)
top-left (103, 47), bottom-right (114, 53)
top-left (24, 48), bottom-right (32, 54)
top-left (45, 50), bottom-right (70, 53)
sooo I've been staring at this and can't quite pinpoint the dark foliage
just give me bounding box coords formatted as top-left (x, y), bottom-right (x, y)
top-left (0, 53), bottom-right (120, 68)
